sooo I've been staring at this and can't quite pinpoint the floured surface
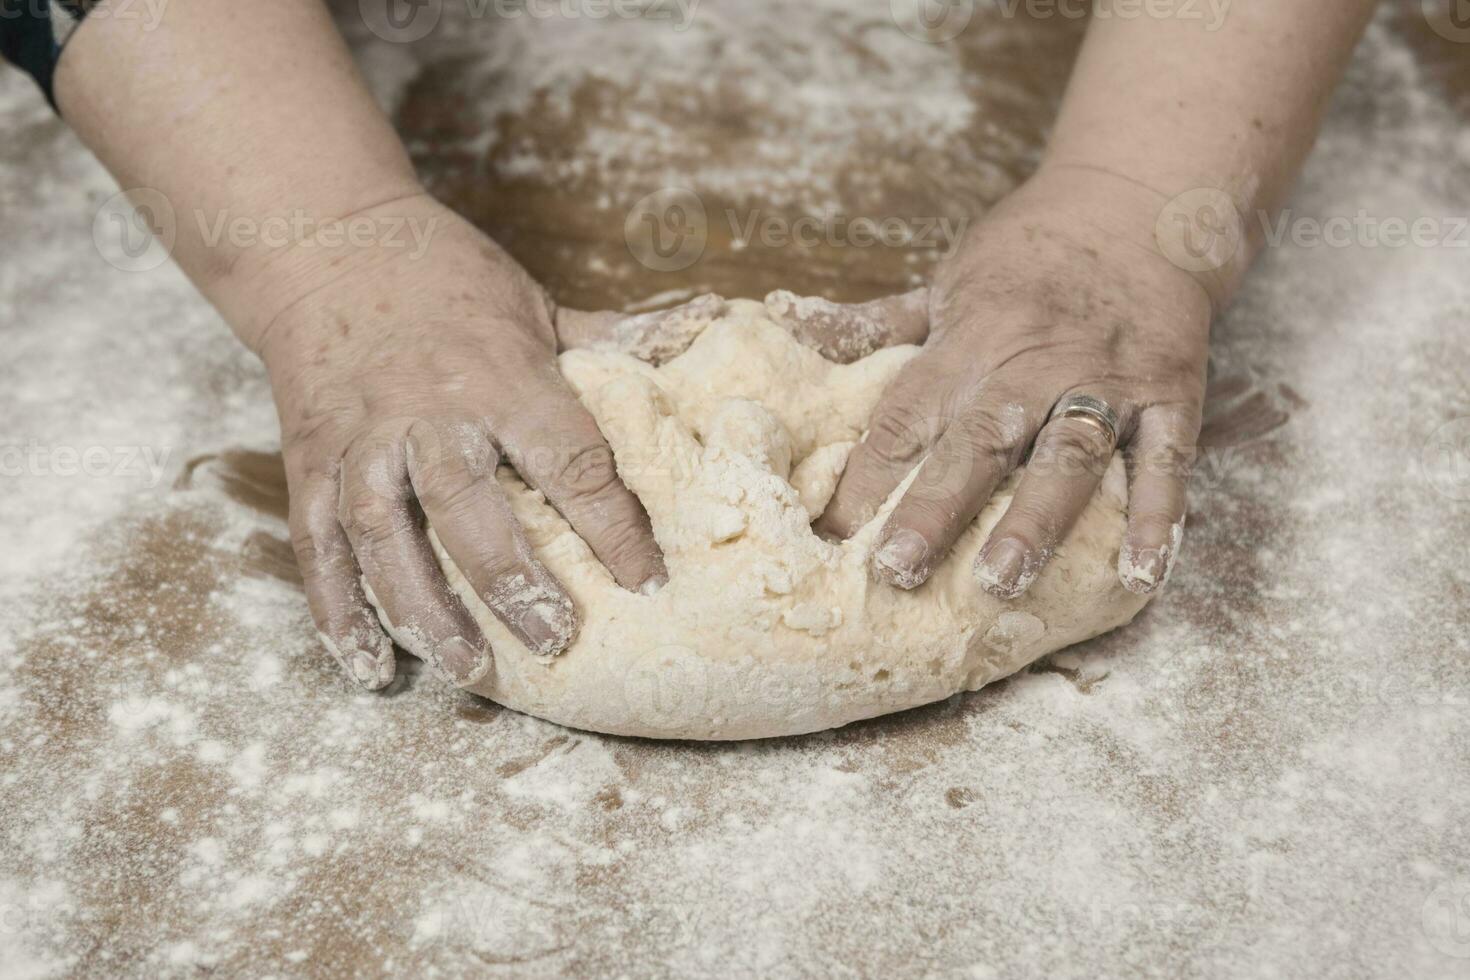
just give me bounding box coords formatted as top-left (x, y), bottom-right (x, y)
top-left (438, 302), bottom-right (1146, 739)
top-left (2, 2), bottom-right (1470, 977)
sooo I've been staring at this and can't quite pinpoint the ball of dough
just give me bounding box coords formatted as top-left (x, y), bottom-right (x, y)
top-left (437, 300), bottom-right (1150, 739)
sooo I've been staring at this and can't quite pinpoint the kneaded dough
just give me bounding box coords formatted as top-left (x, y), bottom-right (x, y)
top-left (438, 299), bottom-right (1150, 740)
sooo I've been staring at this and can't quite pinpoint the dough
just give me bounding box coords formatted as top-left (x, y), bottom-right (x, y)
top-left (438, 299), bottom-right (1151, 740)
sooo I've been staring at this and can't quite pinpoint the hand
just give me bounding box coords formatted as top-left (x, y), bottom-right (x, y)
top-left (250, 194), bottom-right (710, 690)
top-left (795, 168), bottom-right (1211, 598)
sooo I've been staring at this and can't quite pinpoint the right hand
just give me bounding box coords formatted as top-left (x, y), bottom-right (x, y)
top-left (249, 193), bottom-right (714, 690)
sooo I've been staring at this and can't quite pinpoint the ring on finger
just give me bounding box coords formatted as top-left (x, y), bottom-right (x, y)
top-left (1048, 394), bottom-right (1121, 447)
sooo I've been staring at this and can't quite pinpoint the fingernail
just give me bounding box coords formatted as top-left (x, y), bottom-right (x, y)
top-left (518, 600), bottom-right (575, 656)
top-left (321, 632), bottom-right (394, 692)
top-left (370, 645), bottom-right (396, 689)
top-left (351, 651), bottom-right (381, 688)
top-left (1118, 524), bottom-right (1184, 595)
top-left (638, 573), bottom-right (669, 596)
top-left (1119, 548), bottom-right (1161, 593)
top-left (974, 538), bottom-right (1031, 598)
top-left (434, 636), bottom-right (491, 687)
top-left (872, 529), bottom-right (930, 590)
top-left (1119, 544), bottom-right (1177, 595)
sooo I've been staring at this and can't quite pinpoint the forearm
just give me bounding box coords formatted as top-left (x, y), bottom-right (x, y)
top-left (1039, 0), bottom-right (1378, 304)
top-left (55, 0), bottom-right (422, 352)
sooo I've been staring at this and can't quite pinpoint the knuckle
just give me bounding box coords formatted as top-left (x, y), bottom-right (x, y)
top-left (474, 552), bottom-right (532, 594)
top-left (894, 492), bottom-right (957, 540)
top-left (995, 496), bottom-right (1055, 546)
top-left (589, 513), bottom-right (656, 566)
top-left (289, 521), bottom-right (343, 578)
top-left (283, 444), bottom-right (339, 486)
top-left (407, 418), bottom-right (495, 480)
top-left (287, 479), bottom-right (348, 576)
top-left (345, 448), bottom-right (409, 509)
top-left (552, 442), bottom-right (622, 501)
top-left (915, 443), bottom-right (979, 501)
top-left (404, 418), bottom-right (449, 474)
top-left (868, 405), bottom-right (938, 469)
top-left (338, 489), bottom-right (401, 544)
top-left (960, 410), bottom-right (1027, 467)
top-left (415, 467), bottom-right (484, 520)
top-left (1032, 425), bottom-right (1110, 479)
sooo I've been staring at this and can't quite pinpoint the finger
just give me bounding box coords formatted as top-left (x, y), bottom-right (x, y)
top-left (764, 288), bottom-right (931, 363)
top-left (973, 415), bottom-right (1115, 599)
top-left (288, 467), bottom-right (396, 690)
top-left (554, 293), bottom-right (727, 365)
top-left (813, 369), bottom-right (950, 540)
top-left (871, 389), bottom-right (1041, 590)
top-left (405, 419), bottom-right (578, 657)
top-left (1118, 406), bottom-right (1198, 594)
top-left (338, 432), bottom-right (491, 687)
top-left (501, 384), bottom-right (669, 595)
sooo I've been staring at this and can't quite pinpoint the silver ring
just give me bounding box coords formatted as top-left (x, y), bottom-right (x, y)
top-left (1049, 394), bottom-right (1120, 446)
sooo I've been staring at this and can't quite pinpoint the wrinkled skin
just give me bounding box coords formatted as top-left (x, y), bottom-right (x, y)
top-left (257, 194), bottom-right (718, 690)
top-left (773, 168), bottom-right (1212, 600)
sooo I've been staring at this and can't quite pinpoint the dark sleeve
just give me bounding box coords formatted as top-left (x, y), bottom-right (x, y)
top-left (0, 0), bottom-right (96, 109)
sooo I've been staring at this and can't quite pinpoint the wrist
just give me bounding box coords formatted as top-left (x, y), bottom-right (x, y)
top-left (202, 186), bottom-right (444, 359)
top-left (1028, 159), bottom-right (1253, 313)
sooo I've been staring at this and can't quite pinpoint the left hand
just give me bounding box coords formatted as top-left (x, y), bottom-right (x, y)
top-left (776, 167), bottom-right (1212, 597)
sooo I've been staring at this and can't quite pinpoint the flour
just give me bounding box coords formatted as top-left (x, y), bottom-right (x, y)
top-left (342, 0), bottom-right (977, 215)
top-left (3, 3), bottom-right (1470, 976)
